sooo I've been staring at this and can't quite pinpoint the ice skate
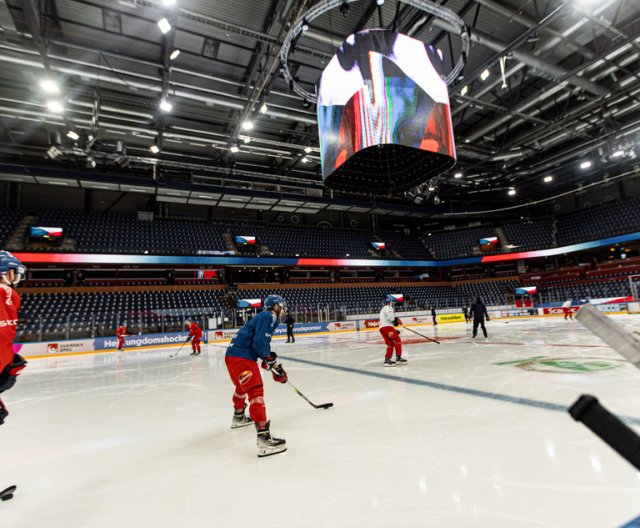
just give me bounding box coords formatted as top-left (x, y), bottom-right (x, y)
top-left (256, 421), bottom-right (286, 457)
top-left (231, 405), bottom-right (253, 429)
top-left (384, 357), bottom-right (396, 367)
top-left (395, 356), bottom-right (407, 364)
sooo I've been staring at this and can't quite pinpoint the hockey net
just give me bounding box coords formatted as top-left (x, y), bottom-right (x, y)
top-left (628, 274), bottom-right (640, 313)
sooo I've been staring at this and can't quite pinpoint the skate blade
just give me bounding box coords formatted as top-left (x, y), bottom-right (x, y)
top-left (230, 421), bottom-right (254, 429)
top-left (384, 363), bottom-right (396, 367)
top-left (257, 446), bottom-right (287, 458)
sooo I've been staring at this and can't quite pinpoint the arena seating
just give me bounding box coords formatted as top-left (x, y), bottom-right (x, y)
top-left (539, 280), bottom-right (632, 302)
top-left (423, 226), bottom-right (498, 259)
top-left (556, 196), bottom-right (640, 246)
top-left (0, 209), bottom-right (22, 248)
top-left (18, 289), bottom-right (227, 340)
top-left (379, 232), bottom-right (433, 259)
top-left (502, 218), bottom-right (555, 251)
top-left (33, 210), bottom-right (229, 254)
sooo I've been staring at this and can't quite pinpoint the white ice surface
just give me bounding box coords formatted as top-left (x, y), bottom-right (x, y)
top-left (3, 316), bottom-right (640, 528)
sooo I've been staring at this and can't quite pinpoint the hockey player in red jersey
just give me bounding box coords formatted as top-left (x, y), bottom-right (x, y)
top-left (225, 294), bottom-right (287, 457)
top-left (0, 251), bottom-right (27, 426)
top-left (116, 324), bottom-right (130, 351)
top-left (379, 295), bottom-right (406, 366)
top-left (185, 320), bottom-right (203, 355)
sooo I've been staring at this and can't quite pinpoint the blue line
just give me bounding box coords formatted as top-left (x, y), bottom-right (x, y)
top-left (281, 355), bottom-right (640, 427)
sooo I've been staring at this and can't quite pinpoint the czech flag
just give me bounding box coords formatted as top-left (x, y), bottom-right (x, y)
top-left (30, 226), bottom-right (63, 238)
top-left (390, 293), bottom-right (404, 303)
top-left (235, 236), bottom-right (256, 245)
top-left (515, 286), bottom-right (537, 295)
top-left (371, 242), bottom-right (386, 250)
top-left (237, 298), bottom-right (262, 308)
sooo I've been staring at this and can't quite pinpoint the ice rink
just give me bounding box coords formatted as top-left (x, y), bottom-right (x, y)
top-left (3, 315), bottom-right (640, 528)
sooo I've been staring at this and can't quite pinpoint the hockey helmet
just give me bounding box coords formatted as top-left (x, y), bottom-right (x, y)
top-left (0, 251), bottom-right (26, 286)
top-left (264, 294), bottom-right (285, 310)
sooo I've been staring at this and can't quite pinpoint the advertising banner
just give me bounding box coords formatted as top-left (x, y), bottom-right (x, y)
top-left (13, 338), bottom-right (95, 357)
top-left (94, 331), bottom-right (205, 351)
top-left (437, 313), bottom-right (465, 324)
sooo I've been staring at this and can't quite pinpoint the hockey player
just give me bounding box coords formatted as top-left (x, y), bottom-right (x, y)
top-left (470, 297), bottom-right (490, 338)
top-left (185, 319), bottom-right (203, 355)
top-left (0, 251), bottom-right (27, 425)
top-left (379, 295), bottom-right (406, 366)
top-left (116, 323), bottom-right (130, 351)
top-left (562, 299), bottom-right (573, 320)
top-left (430, 306), bottom-right (438, 326)
top-left (284, 309), bottom-right (295, 343)
top-left (225, 294), bottom-right (288, 457)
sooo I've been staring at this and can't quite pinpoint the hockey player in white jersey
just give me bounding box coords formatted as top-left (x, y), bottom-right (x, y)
top-left (379, 295), bottom-right (406, 366)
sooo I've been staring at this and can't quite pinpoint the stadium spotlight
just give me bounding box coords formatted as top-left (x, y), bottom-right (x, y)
top-left (39, 78), bottom-right (59, 94)
top-left (339, 1), bottom-right (350, 16)
top-left (162, 0), bottom-right (176, 5)
top-left (242, 121), bottom-right (254, 131)
top-left (300, 157), bottom-right (309, 164)
top-left (480, 69), bottom-right (491, 81)
top-left (46, 100), bottom-right (64, 113)
top-left (304, 146), bottom-right (312, 153)
top-left (580, 160), bottom-right (592, 169)
top-left (157, 17), bottom-right (172, 34)
top-left (543, 175), bottom-right (554, 183)
top-left (169, 49), bottom-right (180, 60)
top-left (301, 18), bottom-right (309, 32)
top-left (159, 99), bottom-right (173, 112)
top-left (259, 103), bottom-right (268, 114)
top-left (454, 172), bottom-right (463, 178)
top-left (377, 0), bottom-right (385, 5)
top-left (149, 144), bottom-right (160, 154)
top-left (460, 85), bottom-right (468, 96)
top-left (508, 187), bottom-right (516, 196)
top-left (242, 136), bottom-right (251, 144)
top-left (229, 144), bottom-right (239, 153)
top-left (612, 150), bottom-right (625, 158)
top-left (66, 130), bottom-right (80, 141)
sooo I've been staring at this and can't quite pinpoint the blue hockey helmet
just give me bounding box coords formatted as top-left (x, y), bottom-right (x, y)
top-left (264, 294), bottom-right (285, 310)
top-left (0, 251), bottom-right (26, 285)
top-left (384, 295), bottom-right (397, 305)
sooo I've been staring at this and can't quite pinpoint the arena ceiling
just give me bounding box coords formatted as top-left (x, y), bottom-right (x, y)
top-left (0, 0), bottom-right (639, 209)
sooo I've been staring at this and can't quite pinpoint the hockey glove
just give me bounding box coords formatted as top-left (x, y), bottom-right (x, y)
top-left (0, 398), bottom-right (7, 425)
top-left (0, 354), bottom-right (27, 394)
top-left (486, 317), bottom-right (490, 322)
top-left (393, 318), bottom-right (403, 327)
top-left (261, 352), bottom-right (278, 371)
top-left (271, 364), bottom-right (287, 384)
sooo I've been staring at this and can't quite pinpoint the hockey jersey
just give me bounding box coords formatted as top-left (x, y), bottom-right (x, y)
top-left (379, 305), bottom-right (396, 328)
top-left (226, 309), bottom-right (280, 361)
top-left (0, 284), bottom-right (20, 372)
top-left (188, 322), bottom-right (202, 340)
top-left (116, 326), bottom-right (128, 338)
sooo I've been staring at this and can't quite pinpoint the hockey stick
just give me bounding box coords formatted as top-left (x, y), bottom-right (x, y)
top-left (402, 326), bottom-right (440, 344)
top-left (286, 379), bottom-right (333, 409)
top-left (169, 339), bottom-right (190, 358)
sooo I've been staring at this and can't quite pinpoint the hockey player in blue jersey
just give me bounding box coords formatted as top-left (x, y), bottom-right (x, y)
top-left (225, 294), bottom-right (288, 457)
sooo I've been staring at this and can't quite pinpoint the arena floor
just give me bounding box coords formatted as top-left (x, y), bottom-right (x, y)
top-left (3, 316), bottom-right (640, 527)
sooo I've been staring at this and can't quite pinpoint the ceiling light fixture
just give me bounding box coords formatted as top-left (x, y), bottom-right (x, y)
top-left (508, 187), bottom-right (516, 196)
top-left (612, 150), bottom-right (625, 158)
top-left (66, 130), bottom-right (80, 141)
top-left (159, 99), bottom-right (173, 112)
top-left (39, 78), bottom-right (59, 94)
top-left (259, 103), bottom-right (268, 114)
top-left (301, 18), bottom-right (309, 32)
top-left (162, 0), bottom-right (176, 5)
top-left (242, 121), bottom-right (254, 130)
top-left (376, 0), bottom-right (385, 5)
top-left (454, 172), bottom-right (462, 178)
top-left (169, 49), bottom-right (180, 60)
top-left (157, 17), bottom-right (172, 34)
top-left (460, 85), bottom-right (468, 96)
top-left (543, 175), bottom-right (553, 183)
top-left (46, 100), bottom-right (64, 113)
top-left (304, 146), bottom-right (312, 153)
top-left (149, 144), bottom-right (160, 154)
top-left (300, 157), bottom-right (309, 163)
top-left (580, 160), bottom-right (592, 169)
top-left (229, 144), bottom-right (239, 153)
top-left (480, 69), bottom-right (490, 81)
